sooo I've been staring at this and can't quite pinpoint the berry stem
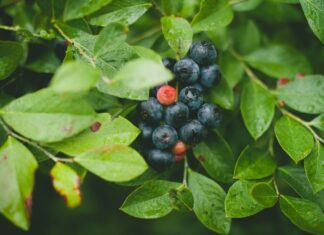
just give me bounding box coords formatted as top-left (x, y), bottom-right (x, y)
top-left (0, 119), bottom-right (74, 163)
top-left (182, 155), bottom-right (189, 186)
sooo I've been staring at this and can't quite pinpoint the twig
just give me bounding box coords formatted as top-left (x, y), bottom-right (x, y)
top-left (53, 23), bottom-right (96, 68)
top-left (0, 24), bottom-right (53, 39)
top-left (279, 108), bottom-right (324, 144)
top-left (182, 155), bottom-right (189, 186)
top-left (0, 119), bottom-right (74, 163)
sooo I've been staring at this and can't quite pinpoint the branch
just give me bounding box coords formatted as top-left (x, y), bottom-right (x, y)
top-left (53, 23), bottom-right (96, 68)
top-left (0, 119), bottom-right (74, 163)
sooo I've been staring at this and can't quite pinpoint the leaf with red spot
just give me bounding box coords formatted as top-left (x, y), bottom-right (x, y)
top-left (0, 137), bottom-right (38, 230)
top-left (50, 162), bottom-right (82, 208)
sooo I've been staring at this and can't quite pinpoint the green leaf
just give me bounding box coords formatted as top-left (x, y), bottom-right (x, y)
top-left (97, 79), bottom-right (149, 100)
top-left (191, 0), bottom-right (234, 32)
top-left (234, 146), bottom-right (276, 180)
top-left (310, 114), bottom-right (324, 131)
top-left (305, 142), bottom-right (324, 193)
top-left (161, 16), bottom-right (193, 58)
top-left (225, 180), bottom-right (264, 218)
top-left (86, 88), bottom-right (122, 111)
top-left (277, 75), bottom-right (324, 114)
top-left (75, 145), bottom-right (147, 182)
top-left (161, 0), bottom-right (183, 15)
top-left (93, 24), bottom-right (127, 56)
top-left (64, 0), bottom-right (112, 21)
top-left (277, 166), bottom-right (324, 210)
top-left (299, 0), bottom-right (324, 43)
top-left (25, 48), bottom-right (60, 74)
top-left (0, 137), bottom-right (38, 230)
top-left (169, 187), bottom-right (193, 212)
top-left (113, 58), bottom-right (173, 90)
top-left (49, 114), bottom-right (139, 155)
top-left (90, 0), bottom-right (152, 26)
top-left (241, 79), bottom-right (275, 139)
top-left (0, 41), bottom-right (23, 80)
top-left (188, 171), bottom-right (231, 234)
top-left (280, 195), bottom-right (324, 234)
top-left (2, 89), bottom-right (96, 143)
top-left (50, 162), bottom-right (81, 208)
top-left (120, 180), bottom-right (181, 218)
top-left (193, 132), bottom-right (235, 183)
top-left (219, 52), bottom-right (244, 88)
top-left (50, 61), bottom-right (101, 94)
top-left (245, 45), bottom-right (312, 78)
top-left (206, 75), bottom-right (234, 110)
top-left (133, 46), bottom-right (162, 63)
top-left (233, 20), bottom-right (261, 54)
top-left (232, 0), bottom-right (263, 11)
top-left (250, 181), bottom-right (278, 208)
top-left (274, 115), bottom-right (314, 163)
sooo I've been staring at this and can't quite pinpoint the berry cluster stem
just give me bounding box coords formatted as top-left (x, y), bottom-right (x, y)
top-left (0, 119), bottom-right (74, 163)
top-left (182, 155), bottom-right (189, 186)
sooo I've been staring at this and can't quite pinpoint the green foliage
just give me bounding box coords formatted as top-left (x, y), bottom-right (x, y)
top-left (0, 137), bottom-right (37, 230)
top-left (1, 0), bottom-right (324, 234)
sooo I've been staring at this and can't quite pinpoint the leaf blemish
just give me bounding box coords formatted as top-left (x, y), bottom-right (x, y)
top-left (90, 121), bottom-right (102, 132)
top-left (198, 155), bottom-right (205, 162)
top-left (62, 125), bottom-right (73, 134)
top-left (24, 194), bottom-right (33, 218)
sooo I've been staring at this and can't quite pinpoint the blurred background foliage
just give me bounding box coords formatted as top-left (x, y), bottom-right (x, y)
top-left (0, 0), bottom-right (323, 234)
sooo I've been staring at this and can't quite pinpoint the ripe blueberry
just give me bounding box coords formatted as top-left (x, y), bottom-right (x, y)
top-left (163, 58), bottom-right (176, 71)
top-left (172, 141), bottom-right (186, 161)
top-left (139, 98), bottom-right (164, 124)
top-left (192, 83), bottom-right (204, 92)
top-left (138, 122), bottom-right (154, 143)
top-left (165, 102), bottom-right (189, 128)
top-left (179, 86), bottom-right (203, 111)
top-left (152, 125), bottom-right (178, 149)
top-left (189, 40), bottom-right (217, 65)
top-left (197, 103), bottom-right (222, 128)
top-left (179, 120), bottom-right (207, 145)
top-left (156, 85), bottom-right (177, 106)
top-left (174, 58), bottom-right (199, 85)
top-left (200, 64), bottom-right (221, 88)
top-left (147, 149), bottom-right (173, 171)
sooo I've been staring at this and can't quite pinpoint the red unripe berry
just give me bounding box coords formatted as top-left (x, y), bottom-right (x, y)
top-left (157, 85), bottom-right (177, 105)
top-left (277, 77), bottom-right (290, 87)
top-left (172, 141), bottom-right (186, 161)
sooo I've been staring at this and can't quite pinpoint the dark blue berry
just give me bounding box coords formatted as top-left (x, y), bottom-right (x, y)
top-left (189, 41), bottom-right (217, 65)
top-left (197, 103), bottom-right (222, 128)
top-left (163, 58), bottom-right (176, 71)
top-left (179, 120), bottom-right (207, 145)
top-left (200, 64), bottom-right (221, 88)
top-left (192, 83), bottom-right (204, 92)
top-left (138, 122), bottom-right (154, 143)
top-left (147, 149), bottom-right (173, 171)
top-left (152, 125), bottom-right (178, 149)
top-left (174, 58), bottom-right (199, 85)
top-left (139, 98), bottom-right (164, 124)
top-left (165, 102), bottom-right (189, 128)
top-left (179, 86), bottom-right (203, 111)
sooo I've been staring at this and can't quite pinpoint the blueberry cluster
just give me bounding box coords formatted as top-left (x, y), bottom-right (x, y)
top-left (137, 41), bottom-right (222, 172)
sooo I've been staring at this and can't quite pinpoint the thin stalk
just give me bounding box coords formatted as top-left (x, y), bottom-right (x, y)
top-left (0, 119), bottom-right (74, 163)
top-left (182, 155), bottom-right (189, 186)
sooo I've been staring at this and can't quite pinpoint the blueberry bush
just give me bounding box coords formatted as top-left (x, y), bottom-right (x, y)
top-left (0, 0), bottom-right (324, 234)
